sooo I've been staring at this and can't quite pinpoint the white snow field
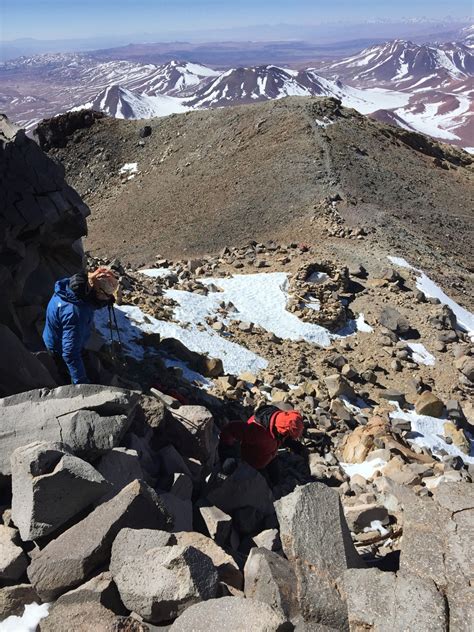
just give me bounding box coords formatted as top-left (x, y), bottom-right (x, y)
top-left (95, 271), bottom-right (372, 380)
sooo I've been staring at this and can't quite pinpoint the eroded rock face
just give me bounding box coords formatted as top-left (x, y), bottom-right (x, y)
top-left (274, 482), bottom-right (364, 629)
top-left (11, 441), bottom-right (110, 540)
top-left (0, 385), bottom-right (139, 479)
top-left (0, 114), bottom-right (90, 397)
top-left (27, 480), bottom-right (173, 600)
top-left (113, 544), bottom-right (218, 623)
top-left (169, 596), bottom-right (291, 632)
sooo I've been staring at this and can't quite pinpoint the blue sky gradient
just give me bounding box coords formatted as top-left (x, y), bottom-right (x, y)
top-left (1, 0), bottom-right (471, 40)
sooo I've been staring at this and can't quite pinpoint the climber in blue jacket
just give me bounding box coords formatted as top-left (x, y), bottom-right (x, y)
top-left (43, 267), bottom-right (118, 384)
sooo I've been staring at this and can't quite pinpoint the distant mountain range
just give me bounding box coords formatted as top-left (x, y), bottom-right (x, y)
top-left (0, 33), bottom-right (473, 149)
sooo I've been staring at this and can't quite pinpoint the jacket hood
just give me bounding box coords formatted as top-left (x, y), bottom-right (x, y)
top-left (54, 278), bottom-right (84, 305)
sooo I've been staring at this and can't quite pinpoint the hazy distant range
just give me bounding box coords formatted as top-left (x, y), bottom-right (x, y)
top-left (1, 18), bottom-right (469, 64)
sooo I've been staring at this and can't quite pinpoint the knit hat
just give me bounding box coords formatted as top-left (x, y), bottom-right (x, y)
top-left (69, 271), bottom-right (90, 299)
top-left (273, 410), bottom-right (304, 440)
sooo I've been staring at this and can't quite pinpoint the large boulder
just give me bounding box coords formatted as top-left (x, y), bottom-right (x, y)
top-left (415, 391), bottom-right (445, 418)
top-left (344, 568), bottom-right (446, 631)
top-left (110, 528), bottom-right (175, 575)
top-left (0, 385), bottom-right (139, 479)
top-left (205, 462), bottom-right (275, 517)
top-left (174, 531), bottom-right (243, 590)
top-left (11, 441), bottom-right (110, 541)
top-left (38, 601), bottom-right (145, 632)
top-left (164, 405), bottom-right (218, 466)
top-left (244, 547), bottom-right (299, 621)
top-left (0, 325), bottom-right (57, 397)
top-left (27, 480), bottom-right (172, 600)
top-left (0, 114), bottom-right (90, 397)
top-left (112, 544), bottom-right (218, 623)
top-left (0, 584), bottom-right (39, 619)
top-left (400, 484), bottom-right (474, 631)
top-left (168, 596), bottom-right (291, 631)
top-left (378, 307), bottom-right (410, 334)
top-left (0, 525), bottom-right (28, 581)
top-left (274, 482), bottom-right (364, 629)
top-left (96, 447), bottom-right (144, 491)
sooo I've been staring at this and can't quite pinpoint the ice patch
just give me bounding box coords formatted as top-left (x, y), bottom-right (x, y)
top-left (365, 520), bottom-right (390, 536)
top-left (356, 313), bottom-right (373, 333)
top-left (407, 342), bottom-right (436, 366)
top-left (119, 162), bottom-right (138, 180)
top-left (389, 405), bottom-right (474, 464)
top-left (387, 256), bottom-right (474, 338)
top-left (340, 457), bottom-right (387, 480)
top-left (0, 602), bottom-right (50, 632)
top-left (140, 267), bottom-right (174, 278)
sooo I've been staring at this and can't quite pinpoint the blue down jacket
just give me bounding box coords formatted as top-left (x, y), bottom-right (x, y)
top-left (42, 277), bottom-right (101, 384)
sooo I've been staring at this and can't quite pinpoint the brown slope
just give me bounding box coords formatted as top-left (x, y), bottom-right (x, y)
top-left (46, 97), bottom-right (473, 302)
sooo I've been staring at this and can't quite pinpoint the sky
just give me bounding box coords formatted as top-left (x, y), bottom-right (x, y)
top-left (1, 0), bottom-right (471, 41)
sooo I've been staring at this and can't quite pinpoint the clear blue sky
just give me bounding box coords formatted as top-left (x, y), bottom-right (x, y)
top-left (1, 0), bottom-right (471, 40)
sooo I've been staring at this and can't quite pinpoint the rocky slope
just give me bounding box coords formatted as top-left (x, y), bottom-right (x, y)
top-left (42, 98), bottom-right (474, 308)
top-left (1, 106), bottom-right (474, 630)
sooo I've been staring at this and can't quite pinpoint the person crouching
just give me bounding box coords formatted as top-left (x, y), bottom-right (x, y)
top-left (42, 266), bottom-right (118, 385)
top-left (218, 404), bottom-right (304, 484)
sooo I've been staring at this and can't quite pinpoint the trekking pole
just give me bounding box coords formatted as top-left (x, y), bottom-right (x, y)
top-left (107, 305), bottom-right (117, 361)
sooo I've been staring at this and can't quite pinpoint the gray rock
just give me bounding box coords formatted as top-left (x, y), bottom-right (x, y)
top-left (344, 568), bottom-right (446, 631)
top-left (378, 307), bottom-right (410, 334)
top-left (96, 448), bottom-right (144, 491)
top-left (169, 473), bottom-right (193, 500)
top-left (0, 385), bottom-right (138, 478)
top-left (160, 493), bottom-right (193, 532)
top-left (205, 461), bottom-right (274, 517)
top-left (52, 571), bottom-right (124, 614)
top-left (198, 504), bottom-right (232, 547)
top-left (323, 374), bottom-right (355, 400)
top-left (38, 601), bottom-right (143, 632)
top-left (168, 596), bottom-right (291, 631)
top-left (113, 544), bottom-right (218, 623)
top-left (110, 528), bottom-right (176, 576)
top-left (157, 445), bottom-right (193, 479)
top-left (275, 482), bottom-right (364, 629)
top-left (165, 405), bottom-right (218, 466)
top-left (244, 547), bottom-right (299, 620)
top-left (174, 531), bottom-right (242, 590)
top-left (252, 528), bottom-right (281, 551)
top-left (0, 525), bottom-right (28, 581)
top-left (28, 479), bottom-right (173, 600)
top-left (11, 441), bottom-right (110, 541)
top-left (0, 325), bottom-right (57, 398)
top-left (0, 583), bottom-right (40, 619)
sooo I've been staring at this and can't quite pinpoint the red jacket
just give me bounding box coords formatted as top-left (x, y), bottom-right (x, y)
top-left (219, 414), bottom-right (280, 470)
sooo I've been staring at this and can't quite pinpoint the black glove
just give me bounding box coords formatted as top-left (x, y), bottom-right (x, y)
top-left (285, 438), bottom-right (306, 456)
top-left (222, 458), bottom-right (240, 475)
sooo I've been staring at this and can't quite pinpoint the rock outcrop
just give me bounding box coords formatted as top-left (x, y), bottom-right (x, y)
top-left (0, 114), bottom-right (90, 397)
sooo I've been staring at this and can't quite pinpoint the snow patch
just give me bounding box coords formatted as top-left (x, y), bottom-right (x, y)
top-left (356, 313), bottom-right (373, 333)
top-left (119, 162), bottom-right (138, 180)
top-left (407, 342), bottom-right (435, 366)
top-left (389, 405), bottom-right (474, 464)
top-left (140, 267), bottom-right (174, 278)
top-left (340, 457), bottom-right (387, 480)
top-left (0, 603), bottom-right (50, 632)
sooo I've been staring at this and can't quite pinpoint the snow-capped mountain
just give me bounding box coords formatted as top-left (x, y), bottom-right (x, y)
top-left (185, 65), bottom-right (409, 114)
top-left (1, 40), bottom-right (472, 149)
top-left (319, 40), bottom-right (474, 89)
top-left (77, 85), bottom-right (190, 119)
top-left (460, 24), bottom-right (474, 49)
